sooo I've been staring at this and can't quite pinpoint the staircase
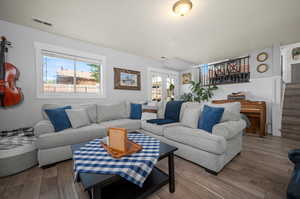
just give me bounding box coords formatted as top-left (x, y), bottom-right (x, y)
top-left (281, 83), bottom-right (300, 141)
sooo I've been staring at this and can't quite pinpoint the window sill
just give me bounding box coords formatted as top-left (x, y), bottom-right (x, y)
top-left (36, 94), bottom-right (106, 99)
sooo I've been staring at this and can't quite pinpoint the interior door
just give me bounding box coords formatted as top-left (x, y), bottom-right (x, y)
top-left (291, 63), bottom-right (300, 83)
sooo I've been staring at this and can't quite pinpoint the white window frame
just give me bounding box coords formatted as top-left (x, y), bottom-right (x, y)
top-left (35, 42), bottom-right (106, 99)
top-left (147, 67), bottom-right (179, 102)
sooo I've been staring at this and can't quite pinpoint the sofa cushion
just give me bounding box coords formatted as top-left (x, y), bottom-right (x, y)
top-left (181, 107), bottom-right (201, 128)
top-left (164, 101), bottom-right (184, 122)
top-left (97, 102), bottom-right (128, 123)
top-left (163, 126), bottom-right (226, 155)
top-left (130, 103), bottom-right (142, 119)
top-left (66, 109), bottom-right (90, 128)
top-left (157, 101), bottom-right (167, 119)
top-left (42, 103), bottom-right (98, 123)
top-left (212, 119), bottom-right (246, 140)
top-left (36, 124), bottom-right (106, 149)
top-left (141, 121), bottom-right (180, 136)
top-left (180, 102), bottom-right (203, 121)
top-left (99, 119), bottom-right (141, 132)
top-left (42, 104), bottom-right (64, 120)
top-left (198, 105), bottom-right (224, 133)
top-left (72, 103), bottom-right (97, 123)
top-left (208, 102), bottom-right (241, 122)
top-left (125, 101), bottom-right (147, 118)
top-left (45, 106), bottom-right (72, 132)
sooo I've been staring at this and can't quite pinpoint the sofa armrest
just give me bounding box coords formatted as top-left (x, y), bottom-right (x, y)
top-left (164, 126), bottom-right (227, 155)
top-left (212, 119), bottom-right (246, 140)
top-left (34, 120), bottom-right (54, 136)
top-left (289, 149), bottom-right (300, 165)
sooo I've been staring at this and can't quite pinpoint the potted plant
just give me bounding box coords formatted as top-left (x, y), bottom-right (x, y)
top-left (180, 81), bottom-right (218, 102)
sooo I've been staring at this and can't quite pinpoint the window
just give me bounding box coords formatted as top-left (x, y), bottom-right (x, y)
top-left (166, 75), bottom-right (176, 100)
top-left (35, 43), bottom-right (105, 98)
top-left (151, 73), bottom-right (162, 101)
top-left (149, 69), bottom-right (179, 102)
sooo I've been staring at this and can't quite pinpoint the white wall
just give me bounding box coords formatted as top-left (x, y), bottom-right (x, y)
top-left (211, 76), bottom-right (281, 135)
top-left (0, 20), bottom-right (177, 130)
top-left (179, 45), bottom-right (282, 136)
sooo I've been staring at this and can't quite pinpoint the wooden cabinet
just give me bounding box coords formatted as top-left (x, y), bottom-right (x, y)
top-left (212, 99), bottom-right (267, 137)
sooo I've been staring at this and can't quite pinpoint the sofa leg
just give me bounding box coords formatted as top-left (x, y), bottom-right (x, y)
top-left (205, 168), bottom-right (218, 175)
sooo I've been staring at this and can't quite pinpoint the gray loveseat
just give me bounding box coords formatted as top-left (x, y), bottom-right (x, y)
top-left (34, 102), bottom-right (141, 166)
top-left (140, 101), bottom-right (246, 174)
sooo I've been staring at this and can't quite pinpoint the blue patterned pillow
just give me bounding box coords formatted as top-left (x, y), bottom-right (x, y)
top-left (45, 106), bottom-right (72, 132)
top-left (130, 103), bottom-right (142, 119)
top-left (198, 105), bottom-right (224, 133)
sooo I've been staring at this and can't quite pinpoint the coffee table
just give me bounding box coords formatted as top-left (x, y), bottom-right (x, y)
top-left (71, 136), bottom-right (177, 199)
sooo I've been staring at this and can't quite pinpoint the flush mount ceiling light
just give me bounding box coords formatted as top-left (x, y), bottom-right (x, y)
top-left (173, 0), bottom-right (193, 16)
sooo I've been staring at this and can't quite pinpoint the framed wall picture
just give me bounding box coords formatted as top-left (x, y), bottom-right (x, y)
top-left (114, 68), bottom-right (141, 90)
top-left (257, 64), bottom-right (269, 73)
top-left (257, 52), bottom-right (268, 62)
top-left (182, 72), bottom-right (192, 84)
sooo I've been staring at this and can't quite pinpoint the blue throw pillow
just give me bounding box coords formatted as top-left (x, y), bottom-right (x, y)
top-left (45, 106), bottom-right (72, 132)
top-left (198, 105), bottom-right (224, 133)
top-left (130, 103), bottom-right (142, 120)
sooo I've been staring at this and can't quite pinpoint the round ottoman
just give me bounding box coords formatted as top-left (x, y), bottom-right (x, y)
top-left (0, 135), bottom-right (37, 177)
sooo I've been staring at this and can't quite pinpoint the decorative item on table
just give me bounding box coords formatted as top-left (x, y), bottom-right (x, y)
top-left (114, 68), bottom-right (141, 90)
top-left (182, 72), bottom-right (192, 84)
top-left (101, 128), bottom-right (142, 158)
top-left (227, 92), bottom-right (246, 100)
top-left (257, 52), bottom-right (268, 62)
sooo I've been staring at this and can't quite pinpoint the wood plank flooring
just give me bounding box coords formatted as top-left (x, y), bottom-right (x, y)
top-left (0, 135), bottom-right (298, 199)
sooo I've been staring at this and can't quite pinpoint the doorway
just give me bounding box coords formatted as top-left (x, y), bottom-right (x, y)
top-left (291, 63), bottom-right (300, 83)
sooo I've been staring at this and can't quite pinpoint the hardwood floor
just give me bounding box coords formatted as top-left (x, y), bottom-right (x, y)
top-left (0, 135), bottom-right (297, 199)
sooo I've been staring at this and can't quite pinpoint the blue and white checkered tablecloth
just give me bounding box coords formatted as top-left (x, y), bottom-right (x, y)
top-left (73, 133), bottom-right (160, 187)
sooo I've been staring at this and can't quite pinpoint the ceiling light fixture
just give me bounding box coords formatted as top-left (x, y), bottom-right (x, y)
top-left (173, 0), bottom-right (193, 16)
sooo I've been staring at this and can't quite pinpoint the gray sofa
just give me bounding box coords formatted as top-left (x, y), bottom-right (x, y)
top-left (34, 102), bottom-right (141, 166)
top-left (140, 102), bottom-right (246, 174)
top-left (34, 101), bottom-right (245, 174)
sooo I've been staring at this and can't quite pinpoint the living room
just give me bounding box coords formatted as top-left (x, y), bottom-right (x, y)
top-left (0, 0), bottom-right (300, 199)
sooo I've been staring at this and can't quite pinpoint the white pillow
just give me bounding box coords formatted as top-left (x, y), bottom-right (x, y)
top-left (72, 103), bottom-right (97, 123)
top-left (181, 107), bottom-right (201, 129)
top-left (97, 102), bottom-right (128, 123)
top-left (207, 102), bottom-right (241, 122)
top-left (180, 102), bottom-right (203, 121)
top-left (66, 109), bottom-right (90, 128)
top-left (157, 101), bottom-right (167, 119)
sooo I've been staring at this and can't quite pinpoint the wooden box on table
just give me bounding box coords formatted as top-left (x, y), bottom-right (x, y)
top-left (101, 128), bottom-right (142, 158)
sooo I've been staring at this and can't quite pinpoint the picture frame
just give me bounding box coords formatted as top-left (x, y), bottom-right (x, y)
top-left (257, 64), bottom-right (269, 73)
top-left (257, 52), bottom-right (268, 62)
top-left (114, 68), bottom-right (141, 90)
top-left (182, 72), bottom-right (192, 84)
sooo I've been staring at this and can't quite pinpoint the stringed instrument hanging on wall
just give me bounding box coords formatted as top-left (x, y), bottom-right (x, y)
top-left (0, 36), bottom-right (23, 107)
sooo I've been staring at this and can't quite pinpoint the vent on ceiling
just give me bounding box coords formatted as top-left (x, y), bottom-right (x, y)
top-left (32, 18), bottom-right (52, 27)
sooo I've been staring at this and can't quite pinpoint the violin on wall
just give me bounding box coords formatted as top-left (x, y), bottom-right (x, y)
top-left (0, 36), bottom-right (23, 107)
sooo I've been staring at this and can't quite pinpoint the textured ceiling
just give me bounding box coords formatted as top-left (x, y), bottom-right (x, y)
top-left (1, 0), bottom-right (300, 70)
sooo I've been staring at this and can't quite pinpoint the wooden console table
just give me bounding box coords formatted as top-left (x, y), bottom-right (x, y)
top-left (212, 100), bottom-right (267, 137)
